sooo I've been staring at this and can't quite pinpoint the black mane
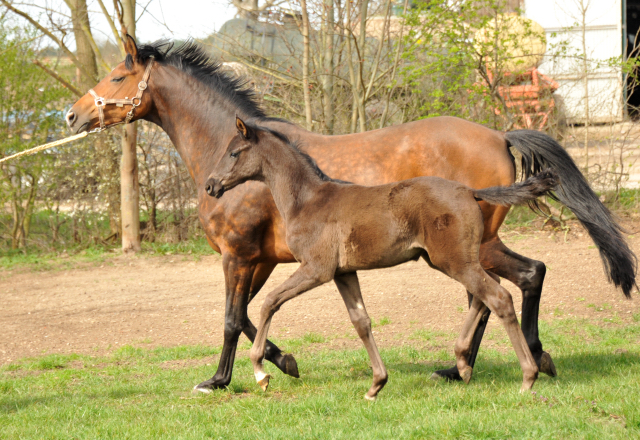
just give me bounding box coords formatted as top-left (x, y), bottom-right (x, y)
top-left (135, 40), bottom-right (268, 119)
top-left (247, 122), bottom-right (349, 184)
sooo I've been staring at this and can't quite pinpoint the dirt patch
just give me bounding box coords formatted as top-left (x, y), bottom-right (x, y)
top-left (1, 223), bottom-right (639, 365)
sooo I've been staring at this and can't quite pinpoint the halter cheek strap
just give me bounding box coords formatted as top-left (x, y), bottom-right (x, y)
top-left (88, 56), bottom-right (154, 133)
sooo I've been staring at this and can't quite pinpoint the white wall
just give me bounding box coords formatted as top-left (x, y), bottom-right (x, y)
top-left (524, 0), bottom-right (623, 123)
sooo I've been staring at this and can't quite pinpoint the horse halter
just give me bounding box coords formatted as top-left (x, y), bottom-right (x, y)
top-left (87, 56), bottom-right (154, 132)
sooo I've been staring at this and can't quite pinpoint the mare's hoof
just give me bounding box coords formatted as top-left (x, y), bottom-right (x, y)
top-left (364, 393), bottom-right (377, 401)
top-left (459, 366), bottom-right (473, 384)
top-left (539, 351), bottom-right (557, 377)
top-left (282, 353), bottom-right (300, 378)
top-left (193, 385), bottom-right (212, 394)
top-left (257, 375), bottom-right (271, 392)
top-left (430, 366), bottom-right (463, 382)
top-left (192, 379), bottom-right (227, 394)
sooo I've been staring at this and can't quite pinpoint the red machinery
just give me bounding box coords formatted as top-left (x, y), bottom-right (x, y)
top-left (489, 67), bottom-right (559, 130)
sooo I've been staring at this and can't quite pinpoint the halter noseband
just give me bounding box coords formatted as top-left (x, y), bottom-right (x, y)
top-left (88, 56), bottom-right (154, 133)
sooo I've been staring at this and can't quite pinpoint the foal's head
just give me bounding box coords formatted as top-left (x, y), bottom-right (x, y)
top-left (205, 117), bottom-right (274, 198)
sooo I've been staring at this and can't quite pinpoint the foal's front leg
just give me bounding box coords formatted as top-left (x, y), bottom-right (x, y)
top-left (334, 272), bottom-right (388, 401)
top-left (250, 264), bottom-right (330, 391)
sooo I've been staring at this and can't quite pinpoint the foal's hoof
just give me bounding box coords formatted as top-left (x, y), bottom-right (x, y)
top-left (520, 381), bottom-right (535, 393)
top-left (257, 374), bottom-right (271, 392)
top-left (459, 366), bottom-right (473, 384)
top-left (539, 351), bottom-right (557, 377)
top-left (430, 366), bottom-right (463, 382)
top-left (364, 393), bottom-right (377, 401)
top-left (282, 353), bottom-right (300, 378)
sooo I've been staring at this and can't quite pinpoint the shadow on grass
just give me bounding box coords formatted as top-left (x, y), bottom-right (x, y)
top-left (0, 386), bottom-right (144, 414)
top-left (386, 350), bottom-right (640, 385)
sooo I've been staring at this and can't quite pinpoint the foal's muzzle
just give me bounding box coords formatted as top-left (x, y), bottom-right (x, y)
top-left (205, 177), bottom-right (225, 198)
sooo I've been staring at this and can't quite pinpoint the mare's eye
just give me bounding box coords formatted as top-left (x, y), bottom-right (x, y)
top-left (230, 151), bottom-right (240, 158)
top-left (111, 77), bottom-right (125, 83)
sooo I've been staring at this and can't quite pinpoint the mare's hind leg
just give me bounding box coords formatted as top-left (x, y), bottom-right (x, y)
top-left (456, 266), bottom-right (538, 391)
top-left (250, 264), bottom-right (331, 391)
top-left (481, 237), bottom-right (556, 377)
top-left (335, 273), bottom-right (388, 401)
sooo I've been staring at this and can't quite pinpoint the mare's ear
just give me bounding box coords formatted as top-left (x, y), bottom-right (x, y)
top-left (123, 34), bottom-right (138, 58)
top-left (236, 116), bottom-right (254, 140)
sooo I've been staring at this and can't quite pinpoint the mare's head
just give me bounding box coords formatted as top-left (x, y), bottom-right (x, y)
top-left (204, 117), bottom-right (271, 198)
top-left (65, 35), bottom-right (157, 133)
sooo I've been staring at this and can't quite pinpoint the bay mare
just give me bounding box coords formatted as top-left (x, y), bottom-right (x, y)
top-left (205, 117), bottom-right (559, 399)
top-left (65, 37), bottom-right (636, 392)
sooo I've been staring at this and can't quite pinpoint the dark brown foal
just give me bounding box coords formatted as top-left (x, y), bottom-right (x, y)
top-left (204, 117), bottom-right (558, 400)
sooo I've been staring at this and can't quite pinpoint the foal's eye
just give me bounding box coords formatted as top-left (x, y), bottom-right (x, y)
top-left (111, 77), bottom-right (125, 83)
top-left (230, 151), bottom-right (240, 158)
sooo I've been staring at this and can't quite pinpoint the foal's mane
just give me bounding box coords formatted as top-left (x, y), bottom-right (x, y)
top-left (247, 121), bottom-right (348, 184)
top-left (134, 40), bottom-right (271, 120)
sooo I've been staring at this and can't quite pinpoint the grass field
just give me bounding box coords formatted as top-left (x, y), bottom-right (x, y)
top-left (1, 318), bottom-right (639, 439)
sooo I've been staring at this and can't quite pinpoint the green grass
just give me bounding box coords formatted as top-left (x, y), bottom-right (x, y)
top-left (2, 320), bottom-right (638, 439)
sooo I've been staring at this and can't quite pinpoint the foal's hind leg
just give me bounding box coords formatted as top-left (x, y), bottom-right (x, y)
top-left (453, 295), bottom-right (490, 384)
top-left (335, 273), bottom-right (388, 401)
top-left (433, 237), bottom-right (556, 381)
top-left (456, 266), bottom-right (538, 391)
top-left (481, 237), bottom-right (556, 377)
top-left (432, 275), bottom-right (497, 382)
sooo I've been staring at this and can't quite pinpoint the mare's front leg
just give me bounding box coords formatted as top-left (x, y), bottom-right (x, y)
top-left (195, 254), bottom-right (253, 392)
top-left (242, 262), bottom-right (299, 378)
top-left (194, 257), bottom-right (296, 393)
top-left (250, 264), bottom-right (330, 391)
top-left (334, 272), bottom-right (388, 401)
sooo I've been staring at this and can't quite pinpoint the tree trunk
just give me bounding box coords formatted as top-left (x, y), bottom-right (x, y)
top-left (68, 0), bottom-right (121, 236)
top-left (321, 0), bottom-right (335, 134)
top-left (356, 0), bottom-right (369, 132)
top-left (120, 0), bottom-right (141, 252)
top-left (68, 0), bottom-right (98, 89)
top-left (300, 0), bottom-right (313, 130)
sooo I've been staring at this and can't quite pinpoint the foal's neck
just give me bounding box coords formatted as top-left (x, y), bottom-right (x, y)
top-left (145, 65), bottom-right (249, 189)
top-left (260, 141), bottom-right (328, 223)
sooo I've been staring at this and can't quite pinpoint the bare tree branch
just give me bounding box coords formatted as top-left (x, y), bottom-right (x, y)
top-left (33, 59), bottom-right (83, 97)
top-left (0, 0), bottom-right (96, 82)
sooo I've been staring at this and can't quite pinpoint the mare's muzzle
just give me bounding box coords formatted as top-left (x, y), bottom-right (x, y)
top-left (205, 177), bottom-right (225, 198)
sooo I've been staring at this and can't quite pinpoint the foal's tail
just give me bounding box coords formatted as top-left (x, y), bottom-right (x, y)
top-left (473, 169), bottom-right (558, 207)
top-left (505, 130), bottom-right (638, 298)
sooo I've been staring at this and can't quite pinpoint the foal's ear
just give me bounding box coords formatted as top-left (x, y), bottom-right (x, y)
top-left (123, 34), bottom-right (138, 59)
top-left (236, 116), bottom-right (254, 140)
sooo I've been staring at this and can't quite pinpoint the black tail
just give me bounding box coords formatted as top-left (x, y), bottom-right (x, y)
top-left (474, 169), bottom-right (558, 207)
top-left (505, 129), bottom-right (637, 298)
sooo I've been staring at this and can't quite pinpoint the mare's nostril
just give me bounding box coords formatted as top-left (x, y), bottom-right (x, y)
top-left (66, 111), bottom-right (76, 127)
top-left (205, 183), bottom-right (213, 196)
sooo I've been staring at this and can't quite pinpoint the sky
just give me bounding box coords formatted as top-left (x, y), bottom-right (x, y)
top-left (103, 0), bottom-right (238, 42)
top-left (10, 1), bottom-right (239, 46)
